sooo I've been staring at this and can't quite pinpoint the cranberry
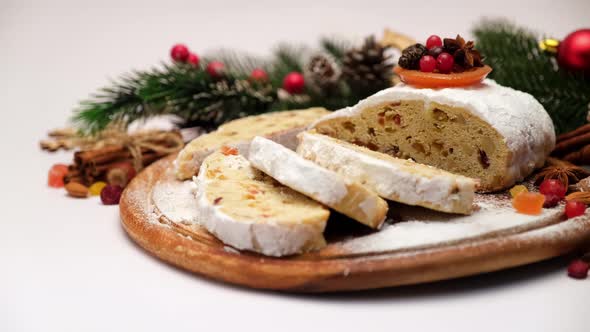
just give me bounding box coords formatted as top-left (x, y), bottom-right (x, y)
top-left (206, 61), bottom-right (225, 78)
top-left (567, 259), bottom-right (589, 279)
top-left (187, 53), bottom-right (200, 67)
top-left (565, 200), bottom-right (586, 219)
top-left (100, 185), bottom-right (123, 205)
top-left (170, 44), bottom-right (190, 62)
top-left (250, 68), bottom-right (268, 82)
top-left (426, 35), bottom-right (443, 49)
top-left (419, 55), bottom-right (436, 72)
top-left (543, 194), bottom-right (561, 208)
top-left (436, 52), bottom-right (455, 74)
top-left (539, 179), bottom-right (566, 199)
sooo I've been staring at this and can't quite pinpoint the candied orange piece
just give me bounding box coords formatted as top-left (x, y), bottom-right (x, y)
top-left (48, 163), bottom-right (69, 188)
top-left (393, 65), bottom-right (492, 88)
top-left (512, 192), bottom-right (545, 215)
top-left (220, 146), bottom-right (239, 156)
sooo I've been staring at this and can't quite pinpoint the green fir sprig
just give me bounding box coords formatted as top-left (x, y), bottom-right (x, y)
top-left (473, 19), bottom-right (590, 134)
top-left (73, 37), bottom-right (385, 134)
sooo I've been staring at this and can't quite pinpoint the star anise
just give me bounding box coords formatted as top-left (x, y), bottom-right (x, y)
top-left (533, 158), bottom-right (590, 188)
top-left (443, 35), bottom-right (484, 69)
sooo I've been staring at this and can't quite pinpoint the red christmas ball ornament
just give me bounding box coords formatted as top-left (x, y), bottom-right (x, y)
top-left (206, 61), bottom-right (225, 78)
top-left (282, 72), bottom-right (305, 94)
top-left (557, 29), bottom-right (590, 72)
top-left (187, 53), bottom-right (200, 67)
top-left (170, 44), bottom-right (190, 62)
top-left (250, 68), bottom-right (268, 82)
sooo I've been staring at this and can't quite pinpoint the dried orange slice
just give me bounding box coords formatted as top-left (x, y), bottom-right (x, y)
top-left (394, 65), bottom-right (492, 88)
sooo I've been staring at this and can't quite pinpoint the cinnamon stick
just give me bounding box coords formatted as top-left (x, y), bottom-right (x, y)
top-left (557, 124), bottom-right (590, 142)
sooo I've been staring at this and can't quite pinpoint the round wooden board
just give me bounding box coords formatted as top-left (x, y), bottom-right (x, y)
top-left (120, 155), bottom-right (590, 292)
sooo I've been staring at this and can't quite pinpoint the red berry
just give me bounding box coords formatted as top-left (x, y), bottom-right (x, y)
top-left (565, 200), bottom-right (586, 219)
top-left (187, 53), bottom-right (200, 67)
top-left (539, 179), bottom-right (566, 199)
top-left (567, 259), bottom-right (589, 279)
top-left (543, 194), bottom-right (561, 208)
top-left (100, 185), bottom-right (123, 205)
top-left (206, 61), bottom-right (225, 78)
top-left (426, 35), bottom-right (443, 50)
top-left (436, 52), bottom-right (455, 73)
top-left (170, 44), bottom-right (190, 62)
top-left (48, 164), bottom-right (69, 188)
top-left (250, 68), bottom-right (268, 82)
top-left (419, 55), bottom-right (436, 72)
top-left (282, 72), bottom-right (305, 94)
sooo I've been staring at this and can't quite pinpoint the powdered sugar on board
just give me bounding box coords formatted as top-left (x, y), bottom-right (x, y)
top-left (151, 179), bottom-right (199, 224)
top-left (149, 172), bottom-right (565, 256)
top-left (339, 194), bottom-right (563, 255)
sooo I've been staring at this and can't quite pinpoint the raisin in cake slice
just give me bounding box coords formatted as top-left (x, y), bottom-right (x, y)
top-left (248, 136), bottom-right (388, 229)
top-left (297, 131), bottom-right (477, 214)
top-left (194, 149), bottom-right (330, 257)
top-left (175, 107), bottom-right (329, 180)
top-left (311, 79), bottom-right (555, 192)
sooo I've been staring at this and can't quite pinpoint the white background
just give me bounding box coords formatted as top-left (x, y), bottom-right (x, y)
top-left (1, 0), bottom-right (590, 331)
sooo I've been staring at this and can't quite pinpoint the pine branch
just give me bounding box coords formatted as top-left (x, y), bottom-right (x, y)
top-left (319, 37), bottom-right (350, 63)
top-left (473, 19), bottom-right (590, 134)
top-left (73, 63), bottom-right (275, 133)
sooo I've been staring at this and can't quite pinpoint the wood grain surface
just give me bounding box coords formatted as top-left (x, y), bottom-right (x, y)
top-left (120, 155), bottom-right (590, 292)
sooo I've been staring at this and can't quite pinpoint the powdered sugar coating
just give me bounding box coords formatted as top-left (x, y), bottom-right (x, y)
top-left (248, 136), bottom-right (348, 205)
top-left (313, 79), bottom-right (556, 185)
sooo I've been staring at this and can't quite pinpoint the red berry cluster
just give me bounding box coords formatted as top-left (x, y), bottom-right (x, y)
top-left (419, 35), bottom-right (455, 73)
top-left (538, 178), bottom-right (587, 218)
top-left (169, 44), bottom-right (303, 93)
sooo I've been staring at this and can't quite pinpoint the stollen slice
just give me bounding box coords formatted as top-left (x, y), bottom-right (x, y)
top-left (175, 107), bottom-right (329, 180)
top-left (248, 136), bottom-right (388, 229)
top-left (194, 149), bottom-right (330, 257)
top-left (297, 131), bottom-right (477, 214)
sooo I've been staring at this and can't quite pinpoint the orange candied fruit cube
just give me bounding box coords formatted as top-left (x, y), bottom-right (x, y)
top-left (220, 146), bottom-right (239, 156)
top-left (512, 192), bottom-right (545, 215)
top-left (48, 163), bottom-right (69, 188)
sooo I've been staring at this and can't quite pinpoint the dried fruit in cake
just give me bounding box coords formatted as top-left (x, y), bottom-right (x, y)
top-left (512, 192), bottom-right (545, 215)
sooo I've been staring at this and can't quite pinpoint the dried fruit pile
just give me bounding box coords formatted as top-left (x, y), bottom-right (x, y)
top-left (395, 34), bottom-right (492, 88)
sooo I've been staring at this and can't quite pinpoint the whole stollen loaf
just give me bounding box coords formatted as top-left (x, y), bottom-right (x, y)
top-left (311, 79), bottom-right (556, 192)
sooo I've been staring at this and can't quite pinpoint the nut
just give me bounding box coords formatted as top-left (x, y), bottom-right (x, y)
top-left (65, 182), bottom-right (89, 198)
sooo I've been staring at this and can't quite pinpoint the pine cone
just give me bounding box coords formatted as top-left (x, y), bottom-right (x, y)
top-left (398, 43), bottom-right (427, 70)
top-left (342, 36), bottom-right (394, 93)
top-left (304, 53), bottom-right (342, 92)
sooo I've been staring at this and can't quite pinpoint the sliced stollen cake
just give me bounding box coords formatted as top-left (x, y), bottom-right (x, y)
top-left (248, 136), bottom-right (388, 229)
top-left (311, 79), bottom-right (555, 191)
top-left (175, 107), bottom-right (329, 180)
top-left (297, 131), bottom-right (477, 214)
top-left (194, 149), bottom-right (330, 257)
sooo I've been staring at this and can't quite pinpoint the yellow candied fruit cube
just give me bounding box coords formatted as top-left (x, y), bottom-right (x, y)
top-left (89, 181), bottom-right (107, 196)
top-left (509, 185), bottom-right (528, 198)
